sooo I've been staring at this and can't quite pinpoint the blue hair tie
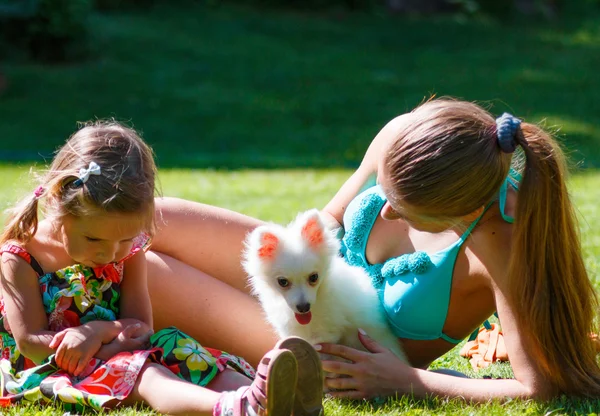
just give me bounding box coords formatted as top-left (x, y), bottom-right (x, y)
top-left (495, 112), bottom-right (521, 154)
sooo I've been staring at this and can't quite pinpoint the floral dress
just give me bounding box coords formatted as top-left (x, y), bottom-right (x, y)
top-left (0, 237), bottom-right (255, 411)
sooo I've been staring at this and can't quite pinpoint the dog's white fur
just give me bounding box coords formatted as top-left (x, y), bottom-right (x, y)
top-left (243, 209), bottom-right (406, 361)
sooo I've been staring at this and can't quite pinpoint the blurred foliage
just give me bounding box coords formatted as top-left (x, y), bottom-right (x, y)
top-left (220, 0), bottom-right (568, 15)
top-left (94, 0), bottom-right (158, 12)
top-left (0, 0), bottom-right (92, 62)
top-left (1, 0), bottom-right (598, 63)
top-left (225, 0), bottom-right (380, 11)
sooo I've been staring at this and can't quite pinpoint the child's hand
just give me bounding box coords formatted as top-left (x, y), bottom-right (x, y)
top-left (49, 325), bottom-right (103, 376)
top-left (95, 323), bottom-right (154, 361)
top-left (113, 323), bottom-right (153, 351)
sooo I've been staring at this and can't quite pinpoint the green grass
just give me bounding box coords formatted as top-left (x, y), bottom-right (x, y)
top-left (2, 163), bottom-right (600, 415)
top-left (2, 2), bottom-right (600, 414)
top-left (1, 3), bottom-right (600, 168)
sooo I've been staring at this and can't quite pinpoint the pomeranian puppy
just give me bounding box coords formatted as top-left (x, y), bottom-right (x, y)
top-left (243, 209), bottom-right (406, 361)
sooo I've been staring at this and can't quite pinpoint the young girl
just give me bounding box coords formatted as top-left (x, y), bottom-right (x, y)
top-left (145, 98), bottom-right (600, 401)
top-left (0, 121), bottom-right (324, 415)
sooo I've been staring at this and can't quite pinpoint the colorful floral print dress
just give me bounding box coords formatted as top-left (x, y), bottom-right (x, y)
top-left (0, 237), bottom-right (255, 411)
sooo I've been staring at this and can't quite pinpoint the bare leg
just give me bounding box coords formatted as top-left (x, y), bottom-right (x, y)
top-left (121, 363), bottom-right (250, 415)
top-left (146, 251), bottom-right (277, 367)
top-left (153, 197), bottom-right (262, 293)
top-left (207, 369), bottom-right (253, 392)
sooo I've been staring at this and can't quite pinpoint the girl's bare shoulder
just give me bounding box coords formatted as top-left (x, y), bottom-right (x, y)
top-left (469, 206), bottom-right (514, 287)
top-left (17, 221), bottom-right (68, 274)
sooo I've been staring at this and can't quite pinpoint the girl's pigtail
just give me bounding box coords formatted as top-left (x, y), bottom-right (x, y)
top-left (0, 189), bottom-right (42, 246)
top-left (508, 123), bottom-right (600, 395)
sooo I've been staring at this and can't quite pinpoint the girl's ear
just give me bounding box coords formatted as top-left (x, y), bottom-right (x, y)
top-left (300, 209), bottom-right (325, 250)
top-left (255, 229), bottom-right (280, 261)
top-left (461, 205), bottom-right (485, 222)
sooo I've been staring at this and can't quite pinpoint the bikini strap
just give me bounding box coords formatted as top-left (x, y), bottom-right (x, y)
top-left (498, 167), bottom-right (521, 224)
top-left (459, 167), bottom-right (521, 242)
top-left (456, 200), bottom-right (495, 244)
top-left (0, 244), bottom-right (45, 277)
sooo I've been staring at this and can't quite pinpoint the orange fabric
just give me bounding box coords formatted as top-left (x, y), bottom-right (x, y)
top-left (590, 333), bottom-right (600, 353)
top-left (459, 323), bottom-right (509, 370)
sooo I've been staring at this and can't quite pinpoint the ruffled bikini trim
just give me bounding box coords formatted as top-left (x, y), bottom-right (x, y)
top-left (341, 187), bottom-right (432, 288)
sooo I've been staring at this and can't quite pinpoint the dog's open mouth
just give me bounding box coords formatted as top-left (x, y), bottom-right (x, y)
top-left (294, 312), bottom-right (312, 325)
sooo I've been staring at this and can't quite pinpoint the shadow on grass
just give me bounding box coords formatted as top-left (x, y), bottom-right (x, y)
top-left (0, 3), bottom-right (599, 169)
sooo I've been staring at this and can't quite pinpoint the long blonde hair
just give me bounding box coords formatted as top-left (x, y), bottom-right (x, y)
top-left (1, 120), bottom-right (157, 246)
top-left (385, 98), bottom-right (600, 396)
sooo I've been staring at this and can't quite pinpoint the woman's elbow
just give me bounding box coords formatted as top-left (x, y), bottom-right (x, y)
top-left (523, 380), bottom-right (556, 401)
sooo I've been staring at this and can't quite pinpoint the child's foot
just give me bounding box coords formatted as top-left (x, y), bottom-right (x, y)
top-left (215, 348), bottom-right (298, 416)
top-left (276, 337), bottom-right (324, 416)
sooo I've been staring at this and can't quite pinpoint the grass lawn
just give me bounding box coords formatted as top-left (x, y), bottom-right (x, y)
top-left (1, 1), bottom-right (600, 414)
top-left (1, 3), bottom-right (600, 169)
top-left (1, 164), bottom-right (600, 415)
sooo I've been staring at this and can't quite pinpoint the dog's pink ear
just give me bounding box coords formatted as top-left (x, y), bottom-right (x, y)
top-left (301, 216), bottom-right (324, 249)
top-left (258, 232), bottom-right (279, 260)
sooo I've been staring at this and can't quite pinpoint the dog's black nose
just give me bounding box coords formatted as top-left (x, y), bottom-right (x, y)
top-left (296, 303), bottom-right (311, 313)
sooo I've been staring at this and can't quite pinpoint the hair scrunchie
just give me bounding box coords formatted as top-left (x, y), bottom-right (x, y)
top-left (495, 112), bottom-right (521, 154)
top-left (33, 185), bottom-right (45, 199)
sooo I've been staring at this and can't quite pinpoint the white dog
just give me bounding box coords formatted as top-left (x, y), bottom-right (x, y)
top-left (242, 209), bottom-right (406, 361)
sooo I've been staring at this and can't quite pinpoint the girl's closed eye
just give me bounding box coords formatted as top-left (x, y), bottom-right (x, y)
top-left (85, 236), bottom-right (101, 242)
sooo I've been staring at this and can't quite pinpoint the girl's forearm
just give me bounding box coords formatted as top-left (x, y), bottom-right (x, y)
top-left (19, 319), bottom-right (151, 364)
top-left (19, 331), bottom-right (58, 365)
top-left (94, 323), bottom-right (154, 361)
top-left (407, 369), bottom-right (532, 402)
top-left (86, 319), bottom-right (151, 344)
top-left (94, 342), bottom-right (122, 361)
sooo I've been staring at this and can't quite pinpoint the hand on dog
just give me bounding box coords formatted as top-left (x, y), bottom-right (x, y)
top-left (317, 329), bottom-right (416, 400)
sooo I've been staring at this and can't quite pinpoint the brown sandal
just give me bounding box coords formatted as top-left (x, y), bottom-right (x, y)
top-left (276, 337), bottom-right (324, 416)
top-left (235, 348), bottom-right (298, 416)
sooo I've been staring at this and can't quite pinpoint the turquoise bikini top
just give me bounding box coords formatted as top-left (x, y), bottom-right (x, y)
top-left (340, 171), bottom-right (520, 344)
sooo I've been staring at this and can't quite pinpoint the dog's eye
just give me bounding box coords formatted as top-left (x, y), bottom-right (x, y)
top-left (277, 277), bottom-right (290, 288)
top-left (308, 273), bottom-right (319, 284)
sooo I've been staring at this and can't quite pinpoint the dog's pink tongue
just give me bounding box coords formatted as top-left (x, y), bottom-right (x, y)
top-left (295, 312), bottom-right (312, 325)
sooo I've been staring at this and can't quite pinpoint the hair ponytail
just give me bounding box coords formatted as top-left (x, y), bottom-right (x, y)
top-left (509, 123), bottom-right (600, 395)
top-left (0, 192), bottom-right (42, 246)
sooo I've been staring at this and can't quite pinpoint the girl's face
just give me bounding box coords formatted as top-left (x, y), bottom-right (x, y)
top-left (377, 166), bottom-right (458, 234)
top-left (60, 212), bottom-right (146, 267)
top-left (379, 199), bottom-right (457, 233)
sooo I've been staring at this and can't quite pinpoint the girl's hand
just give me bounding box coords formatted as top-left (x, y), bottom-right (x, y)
top-left (115, 322), bottom-right (153, 350)
top-left (317, 329), bottom-right (416, 399)
top-left (49, 325), bottom-right (103, 376)
top-left (95, 323), bottom-right (154, 361)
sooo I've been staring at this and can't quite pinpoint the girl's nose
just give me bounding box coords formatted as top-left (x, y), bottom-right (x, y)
top-left (98, 243), bottom-right (119, 263)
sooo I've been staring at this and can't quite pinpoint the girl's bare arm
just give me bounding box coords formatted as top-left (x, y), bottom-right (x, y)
top-left (1, 253), bottom-right (57, 364)
top-left (322, 114), bottom-right (410, 227)
top-left (92, 251), bottom-right (154, 360)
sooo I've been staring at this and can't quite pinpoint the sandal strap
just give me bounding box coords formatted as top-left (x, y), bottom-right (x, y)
top-left (247, 373), bottom-right (266, 410)
top-left (234, 387), bottom-right (267, 416)
top-left (234, 349), bottom-right (279, 416)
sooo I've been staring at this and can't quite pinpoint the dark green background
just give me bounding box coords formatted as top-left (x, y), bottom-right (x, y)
top-left (1, 2), bottom-right (599, 169)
